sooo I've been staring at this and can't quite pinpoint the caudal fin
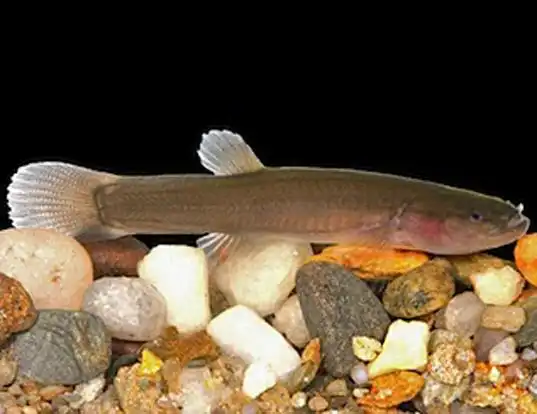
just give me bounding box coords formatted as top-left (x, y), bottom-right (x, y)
top-left (7, 161), bottom-right (128, 240)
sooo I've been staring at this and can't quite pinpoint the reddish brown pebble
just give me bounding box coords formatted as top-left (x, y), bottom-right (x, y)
top-left (0, 272), bottom-right (37, 344)
top-left (82, 236), bottom-right (149, 279)
top-left (112, 338), bottom-right (144, 356)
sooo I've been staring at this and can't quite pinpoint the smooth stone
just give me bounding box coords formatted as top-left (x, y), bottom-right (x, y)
top-left (82, 277), bottom-right (167, 341)
top-left (514, 296), bottom-right (537, 347)
top-left (12, 310), bottom-right (111, 385)
top-left (0, 228), bottom-right (93, 310)
top-left (382, 258), bottom-right (456, 318)
top-left (480, 305), bottom-right (526, 333)
top-left (212, 237), bottom-right (312, 317)
top-left (272, 294), bottom-right (311, 348)
top-left (444, 292), bottom-right (485, 338)
top-left (296, 262), bottom-right (390, 377)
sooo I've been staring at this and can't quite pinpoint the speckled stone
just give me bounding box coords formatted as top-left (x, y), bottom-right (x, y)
top-left (296, 261), bottom-right (390, 377)
top-left (382, 258), bottom-right (456, 318)
top-left (12, 310), bottom-right (111, 385)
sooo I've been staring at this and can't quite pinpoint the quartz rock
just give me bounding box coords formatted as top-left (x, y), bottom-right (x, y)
top-left (272, 294), bottom-right (311, 348)
top-left (138, 245), bottom-right (211, 334)
top-left (212, 237), bottom-right (312, 317)
top-left (82, 276), bottom-right (167, 341)
top-left (242, 360), bottom-right (277, 398)
top-left (367, 319), bottom-right (430, 379)
top-left (206, 304), bottom-right (301, 380)
top-left (470, 265), bottom-right (525, 306)
top-left (480, 305), bottom-right (526, 333)
top-left (489, 336), bottom-right (518, 365)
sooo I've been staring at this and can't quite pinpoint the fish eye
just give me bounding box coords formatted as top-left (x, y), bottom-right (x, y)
top-left (470, 212), bottom-right (483, 222)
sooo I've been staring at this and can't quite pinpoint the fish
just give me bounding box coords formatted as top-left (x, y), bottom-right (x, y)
top-left (6, 130), bottom-right (530, 263)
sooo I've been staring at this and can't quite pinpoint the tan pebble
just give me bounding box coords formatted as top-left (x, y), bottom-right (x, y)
top-left (481, 305), bottom-right (526, 332)
top-left (21, 407), bottom-right (38, 414)
top-left (352, 387), bottom-right (369, 399)
top-left (291, 391), bottom-right (307, 408)
top-left (6, 407), bottom-right (23, 414)
top-left (308, 394), bottom-right (329, 411)
top-left (324, 378), bottom-right (348, 396)
top-left (7, 383), bottom-right (23, 396)
top-left (38, 385), bottom-right (70, 401)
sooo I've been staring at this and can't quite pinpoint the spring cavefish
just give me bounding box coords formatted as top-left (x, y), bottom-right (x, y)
top-left (6, 130), bottom-right (530, 262)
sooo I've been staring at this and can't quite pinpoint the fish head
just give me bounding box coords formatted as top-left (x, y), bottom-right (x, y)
top-left (396, 188), bottom-right (530, 255)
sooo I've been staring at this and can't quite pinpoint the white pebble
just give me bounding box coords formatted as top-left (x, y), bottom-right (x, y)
top-left (367, 319), bottom-right (430, 378)
top-left (272, 295), bottom-right (311, 348)
top-left (242, 360), bottom-right (277, 399)
top-left (68, 375), bottom-right (106, 409)
top-left (470, 266), bottom-right (525, 306)
top-left (350, 362), bottom-right (369, 386)
top-left (207, 304), bottom-right (301, 380)
top-left (212, 237), bottom-right (312, 316)
top-left (82, 277), bottom-right (167, 341)
top-left (489, 336), bottom-right (518, 365)
top-left (138, 245), bottom-right (211, 334)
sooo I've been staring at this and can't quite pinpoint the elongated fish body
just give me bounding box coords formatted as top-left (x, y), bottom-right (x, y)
top-left (6, 130), bottom-right (530, 262)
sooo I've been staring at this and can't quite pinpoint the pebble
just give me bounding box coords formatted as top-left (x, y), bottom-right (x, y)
top-left (291, 391), bottom-right (307, 408)
top-left (81, 236), bottom-right (149, 278)
top-left (295, 261), bottom-right (390, 377)
top-left (480, 305), bottom-right (526, 333)
top-left (444, 292), bottom-right (485, 338)
top-left (212, 236), bottom-right (312, 317)
top-left (514, 296), bottom-right (537, 347)
top-left (470, 265), bottom-right (525, 306)
top-left (350, 362), bottom-right (369, 386)
top-left (308, 394), bottom-right (329, 411)
top-left (382, 258), bottom-right (456, 318)
top-left (473, 327), bottom-right (510, 362)
top-left (0, 272), bottom-right (37, 345)
top-left (367, 320), bottom-right (430, 379)
top-left (488, 336), bottom-right (518, 365)
top-left (12, 309), bottom-right (111, 385)
top-left (428, 342), bottom-right (475, 385)
top-left (207, 304), bottom-right (301, 380)
top-left (324, 378), bottom-right (348, 396)
top-left (0, 350), bottom-right (17, 387)
top-left (0, 228), bottom-right (93, 310)
top-left (113, 363), bottom-right (166, 413)
top-left (138, 244), bottom-right (211, 334)
top-left (272, 294), bottom-right (311, 348)
top-left (514, 233), bottom-right (537, 287)
top-left (521, 347), bottom-right (537, 361)
top-left (242, 360), bottom-right (277, 399)
top-left (352, 336), bottom-right (382, 361)
top-left (448, 253), bottom-right (511, 286)
top-left (68, 375), bottom-right (107, 409)
top-left (420, 374), bottom-right (471, 408)
top-left (529, 374), bottom-right (537, 398)
top-left (177, 366), bottom-right (224, 414)
top-left (82, 276), bottom-right (167, 341)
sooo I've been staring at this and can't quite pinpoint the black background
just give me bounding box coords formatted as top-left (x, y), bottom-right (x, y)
top-left (2, 38), bottom-right (534, 260)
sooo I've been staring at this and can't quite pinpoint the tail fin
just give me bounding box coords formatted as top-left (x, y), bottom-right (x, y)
top-left (7, 161), bottom-right (128, 241)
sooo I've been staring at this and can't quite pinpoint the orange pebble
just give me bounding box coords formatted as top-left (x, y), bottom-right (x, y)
top-left (307, 244), bottom-right (429, 280)
top-left (358, 371), bottom-right (424, 408)
top-left (514, 233), bottom-right (537, 287)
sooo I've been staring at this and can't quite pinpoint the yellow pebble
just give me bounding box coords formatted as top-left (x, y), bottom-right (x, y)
top-left (137, 348), bottom-right (164, 376)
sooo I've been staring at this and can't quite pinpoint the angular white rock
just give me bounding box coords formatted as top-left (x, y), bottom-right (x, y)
top-left (138, 245), bottom-right (211, 334)
top-left (212, 237), bottom-right (312, 316)
top-left (177, 366), bottom-right (223, 414)
top-left (367, 319), bottom-right (430, 379)
top-left (272, 294), bottom-right (311, 348)
top-left (470, 266), bottom-right (525, 306)
top-left (82, 277), bottom-right (167, 341)
top-left (242, 360), bottom-right (278, 399)
top-left (207, 304), bottom-right (301, 379)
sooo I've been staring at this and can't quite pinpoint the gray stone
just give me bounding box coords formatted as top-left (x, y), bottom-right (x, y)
top-left (12, 310), bottom-right (111, 385)
top-left (296, 262), bottom-right (390, 377)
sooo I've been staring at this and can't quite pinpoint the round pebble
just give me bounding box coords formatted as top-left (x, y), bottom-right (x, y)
top-left (0, 228), bottom-right (93, 310)
top-left (291, 391), bottom-right (307, 408)
top-left (350, 363), bottom-right (369, 386)
top-left (382, 258), bottom-right (456, 318)
top-left (445, 292), bottom-right (485, 338)
top-left (0, 272), bottom-right (37, 345)
top-left (82, 276), bottom-right (167, 341)
top-left (308, 394), bottom-right (328, 411)
top-left (480, 305), bottom-right (526, 333)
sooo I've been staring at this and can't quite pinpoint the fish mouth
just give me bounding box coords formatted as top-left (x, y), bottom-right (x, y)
top-left (507, 213), bottom-right (531, 235)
